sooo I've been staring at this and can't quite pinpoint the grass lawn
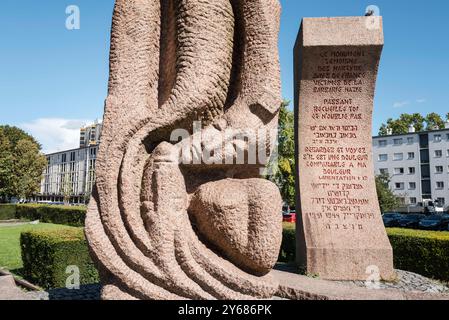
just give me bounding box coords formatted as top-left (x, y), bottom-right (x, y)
top-left (0, 223), bottom-right (65, 273)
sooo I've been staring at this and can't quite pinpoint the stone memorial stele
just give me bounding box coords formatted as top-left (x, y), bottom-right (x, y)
top-left (294, 17), bottom-right (396, 281)
top-left (85, 0), bottom-right (284, 300)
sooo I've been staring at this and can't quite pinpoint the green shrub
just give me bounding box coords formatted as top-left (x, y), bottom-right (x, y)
top-left (279, 224), bottom-right (449, 282)
top-left (16, 204), bottom-right (86, 227)
top-left (387, 228), bottom-right (449, 282)
top-left (279, 222), bottom-right (295, 262)
top-left (20, 227), bottom-right (99, 289)
top-left (0, 204), bottom-right (16, 221)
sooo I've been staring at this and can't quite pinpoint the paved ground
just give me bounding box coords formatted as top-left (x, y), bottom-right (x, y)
top-left (0, 220), bottom-right (39, 227)
top-left (0, 275), bottom-right (30, 300)
top-left (336, 270), bottom-right (449, 294)
top-left (24, 284), bottom-right (102, 300)
top-left (2, 270), bottom-right (448, 300)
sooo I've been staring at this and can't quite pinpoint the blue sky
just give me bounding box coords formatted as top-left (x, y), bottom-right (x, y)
top-left (0, 0), bottom-right (448, 153)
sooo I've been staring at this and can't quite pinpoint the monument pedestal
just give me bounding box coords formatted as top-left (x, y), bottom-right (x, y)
top-left (294, 17), bottom-right (395, 281)
top-left (304, 247), bottom-right (395, 281)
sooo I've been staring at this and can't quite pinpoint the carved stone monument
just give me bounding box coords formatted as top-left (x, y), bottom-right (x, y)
top-left (294, 17), bottom-right (396, 281)
top-left (85, 0), bottom-right (283, 300)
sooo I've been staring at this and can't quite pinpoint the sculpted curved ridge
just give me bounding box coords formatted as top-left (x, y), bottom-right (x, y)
top-left (85, 0), bottom-right (283, 300)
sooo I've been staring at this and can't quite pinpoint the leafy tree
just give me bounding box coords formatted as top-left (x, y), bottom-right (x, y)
top-left (268, 100), bottom-right (295, 207)
top-left (375, 173), bottom-right (400, 213)
top-left (11, 139), bottom-right (47, 199)
top-left (0, 125), bottom-right (41, 150)
top-left (446, 113), bottom-right (449, 121)
top-left (378, 113), bottom-right (425, 135)
top-left (61, 173), bottom-right (71, 205)
top-left (425, 112), bottom-right (445, 131)
top-left (379, 113), bottom-right (446, 135)
top-left (0, 130), bottom-right (14, 202)
top-left (0, 126), bottom-right (47, 201)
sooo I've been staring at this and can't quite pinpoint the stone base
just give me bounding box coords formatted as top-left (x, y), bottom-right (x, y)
top-left (0, 275), bottom-right (28, 300)
top-left (302, 247), bottom-right (396, 281)
top-left (272, 268), bottom-right (449, 300)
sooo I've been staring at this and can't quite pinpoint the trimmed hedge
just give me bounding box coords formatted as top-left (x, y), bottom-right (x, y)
top-left (387, 228), bottom-right (449, 282)
top-left (21, 227), bottom-right (99, 289)
top-left (280, 223), bottom-right (449, 282)
top-left (16, 204), bottom-right (86, 227)
top-left (279, 222), bottom-right (295, 263)
top-left (0, 204), bottom-right (16, 221)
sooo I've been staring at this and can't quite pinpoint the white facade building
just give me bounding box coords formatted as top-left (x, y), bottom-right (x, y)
top-left (34, 122), bottom-right (102, 204)
top-left (373, 123), bottom-right (449, 210)
top-left (34, 146), bottom-right (98, 204)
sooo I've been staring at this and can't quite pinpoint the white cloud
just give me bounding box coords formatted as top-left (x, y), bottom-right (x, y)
top-left (20, 118), bottom-right (94, 154)
top-left (393, 101), bottom-right (410, 108)
top-left (416, 98), bottom-right (427, 104)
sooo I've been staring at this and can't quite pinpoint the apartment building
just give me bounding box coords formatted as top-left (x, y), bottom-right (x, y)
top-left (373, 122), bottom-right (449, 209)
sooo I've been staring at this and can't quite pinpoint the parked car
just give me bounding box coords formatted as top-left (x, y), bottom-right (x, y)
top-left (397, 214), bottom-right (426, 229)
top-left (382, 213), bottom-right (402, 227)
top-left (418, 214), bottom-right (449, 231)
top-left (283, 209), bottom-right (296, 223)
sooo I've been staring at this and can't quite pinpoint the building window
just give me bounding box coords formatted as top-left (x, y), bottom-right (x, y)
top-left (410, 197), bottom-right (417, 205)
top-left (447, 134), bottom-right (449, 140)
top-left (407, 137), bottom-right (414, 144)
top-left (447, 149), bottom-right (449, 157)
top-left (436, 181), bottom-right (444, 190)
top-left (434, 135), bottom-right (442, 142)
top-left (379, 168), bottom-right (389, 175)
top-left (393, 153), bottom-right (403, 161)
top-left (395, 183), bottom-right (405, 190)
top-left (435, 150), bottom-right (443, 158)
top-left (61, 154), bottom-right (67, 163)
top-left (378, 140), bottom-right (387, 147)
top-left (393, 138), bottom-right (403, 146)
top-left (408, 167), bottom-right (415, 174)
top-left (407, 152), bottom-right (415, 160)
top-left (394, 168), bottom-right (404, 175)
top-left (437, 198), bottom-right (445, 206)
top-left (70, 151), bottom-right (75, 162)
top-left (436, 166), bottom-right (444, 174)
top-left (409, 182), bottom-right (416, 190)
top-left (378, 154), bottom-right (388, 162)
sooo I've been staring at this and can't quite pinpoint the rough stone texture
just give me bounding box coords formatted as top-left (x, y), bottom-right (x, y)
top-left (190, 179), bottom-right (283, 276)
top-left (294, 17), bottom-right (395, 281)
top-left (0, 276), bottom-right (29, 300)
top-left (336, 270), bottom-right (449, 294)
top-left (85, 0), bottom-right (283, 300)
top-left (272, 267), bottom-right (449, 301)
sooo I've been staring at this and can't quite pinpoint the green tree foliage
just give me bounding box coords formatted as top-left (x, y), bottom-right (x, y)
top-left (446, 113), bottom-right (449, 121)
top-left (375, 173), bottom-right (400, 213)
top-left (425, 112), bottom-right (445, 131)
top-left (0, 131), bottom-right (14, 201)
top-left (378, 113), bottom-right (425, 135)
top-left (268, 100), bottom-right (295, 207)
top-left (379, 113), bottom-right (445, 135)
top-left (0, 126), bottom-right (47, 201)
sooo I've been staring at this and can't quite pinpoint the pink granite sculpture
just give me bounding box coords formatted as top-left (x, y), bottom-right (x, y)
top-left (85, 0), bottom-right (283, 300)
